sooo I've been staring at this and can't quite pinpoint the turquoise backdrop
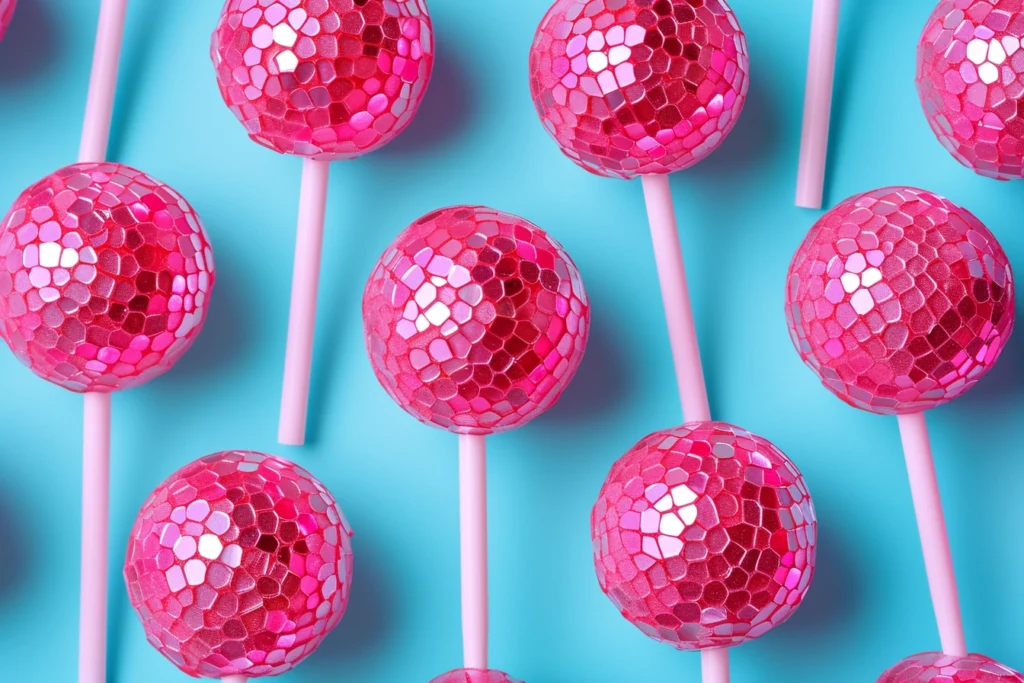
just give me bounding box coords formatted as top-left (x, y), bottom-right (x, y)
top-left (0, 1), bottom-right (1021, 681)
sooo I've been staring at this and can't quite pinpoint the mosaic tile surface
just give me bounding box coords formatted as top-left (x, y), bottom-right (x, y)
top-left (530, 0), bottom-right (748, 178)
top-left (0, 163), bottom-right (215, 392)
top-left (363, 206), bottom-right (589, 434)
top-left (212, 0), bottom-right (433, 160)
top-left (430, 669), bottom-right (524, 683)
top-left (785, 186), bottom-right (1014, 414)
top-left (592, 421), bottom-right (816, 650)
top-left (125, 451), bottom-right (353, 678)
top-left (879, 652), bottom-right (1024, 683)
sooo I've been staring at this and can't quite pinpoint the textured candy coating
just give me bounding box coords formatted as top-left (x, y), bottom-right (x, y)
top-left (430, 669), bottom-right (524, 683)
top-left (124, 451), bottom-right (353, 679)
top-left (0, 0), bottom-right (15, 42)
top-left (529, 0), bottom-right (748, 179)
top-left (917, 0), bottom-right (1024, 179)
top-left (0, 163), bottom-right (215, 393)
top-left (363, 206), bottom-right (589, 434)
top-left (592, 422), bottom-right (816, 650)
top-left (878, 652), bottom-right (1024, 682)
top-left (785, 186), bottom-right (1014, 414)
top-left (211, 0), bottom-right (433, 160)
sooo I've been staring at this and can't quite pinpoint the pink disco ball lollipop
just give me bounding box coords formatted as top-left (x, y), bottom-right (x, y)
top-left (529, 0), bottom-right (749, 178)
top-left (0, 162), bottom-right (215, 393)
top-left (362, 205), bottom-right (590, 434)
top-left (785, 186), bottom-right (1015, 414)
top-left (124, 450), bottom-right (353, 678)
top-left (592, 421), bottom-right (817, 650)
top-left (211, 0), bottom-right (434, 160)
top-left (430, 669), bottom-right (524, 683)
top-left (879, 652), bottom-right (1024, 682)
top-left (0, 0), bottom-right (15, 42)
top-left (917, 0), bottom-right (1024, 179)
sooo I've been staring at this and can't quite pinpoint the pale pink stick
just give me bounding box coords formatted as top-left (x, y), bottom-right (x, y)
top-left (795, 0), bottom-right (841, 209)
top-left (78, 0), bottom-right (130, 164)
top-left (701, 649), bottom-right (730, 683)
top-left (278, 158), bottom-right (331, 445)
top-left (222, 676), bottom-right (248, 683)
top-left (459, 434), bottom-right (488, 669)
top-left (640, 174), bottom-right (712, 424)
top-left (79, 392), bottom-right (111, 683)
top-left (897, 412), bottom-right (968, 657)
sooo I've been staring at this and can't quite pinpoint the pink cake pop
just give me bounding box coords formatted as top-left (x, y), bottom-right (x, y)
top-left (211, 0), bottom-right (434, 445)
top-left (363, 206), bottom-right (588, 673)
top-left (593, 422), bottom-right (817, 650)
top-left (431, 670), bottom-right (524, 683)
top-left (125, 451), bottom-right (353, 680)
top-left (878, 652), bottom-right (1024, 682)
top-left (0, 0), bottom-right (15, 42)
top-left (785, 186), bottom-right (1015, 658)
top-left (917, 0), bottom-right (1024, 180)
top-left (0, 163), bottom-right (215, 392)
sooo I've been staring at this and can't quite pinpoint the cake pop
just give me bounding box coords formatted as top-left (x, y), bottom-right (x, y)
top-left (592, 422), bottom-right (817, 650)
top-left (124, 451), bottom-right (353, 679)
top-left (530, 0), bottom-right (747, 424)
top-left (785, 186), bottom-right (1014, 657)
top-left (795, 0), bottom-right (841, 208)
top-left (211, 0), bottom-right (434, 445)
top-left (363, 206), bottom-right (588, 672)
top-left (878, 652), bottom-right (1024, 682)
top-left (430, 670), bottom-right (524, 683)
top-left (917, 0), bottom-right (1024, 179)
top-left (0, 0), bottom-right (16, 42)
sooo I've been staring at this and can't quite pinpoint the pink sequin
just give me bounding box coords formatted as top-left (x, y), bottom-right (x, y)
top-left (785, 187), bottom-right (1015, 414)
top-left (529, 0), bottom-right (748, 179)
top-left (211, 0), bottom-right (433, 160)
top-left (124, 451), bottom-right (353, 678)
top-left (431, 669), bottom-right (524, 683)
top-left (878, 652), bottom-right (1024, 682)
top-left (0, 163), bottom-right (215, 393)
top-left (592, 422), bottom-right (817, 650)
top-left (917, 0), bottom-right (1024, 179)
top-left (362, 206), bottom-right (589, 434)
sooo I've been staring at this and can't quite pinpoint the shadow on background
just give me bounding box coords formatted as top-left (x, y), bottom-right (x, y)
top-left (0, 490), bottom-right (28, 602)
top-left (0, 0), bottom-right (61, 84)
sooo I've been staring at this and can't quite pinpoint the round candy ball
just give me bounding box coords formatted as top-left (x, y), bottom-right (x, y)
top-left (917, 0), bottom-right (1024, 179)
top-left (211, 0), bottom-right (433, 160)
top-left (431, 669), bottom-right (524, 683)
top-left (785, 186), bottom-right (1014, 414)
top-left (529, 0), bottom-right (748, 179)
top-left (592, 421), bottom-right (816, 650)
top-left (0, 162), bottom-right (215, 393)
top-left (124, 451), bottom-right (353, 678)
top-left (363, 206), bottom-right (589, 434)
top-left (879, 652), bottom-right (1024, 682)
top-left (0, 0), bottom-right (16, 42)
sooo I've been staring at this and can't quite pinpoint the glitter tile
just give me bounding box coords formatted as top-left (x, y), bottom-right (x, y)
top-left (879, 652), bottom-right (1024, 682)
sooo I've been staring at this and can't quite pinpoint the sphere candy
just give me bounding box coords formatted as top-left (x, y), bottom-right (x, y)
top-left (0, 163), bottom-right (215, 393)
top-left (878, 652), bottom-right (1024, 683)
top-left (592, 422), bottom-right (817, 649)
top-left (211, 0), bottom-right (434, 160)
top-left (430, 670), bottom-right (524, 683)
top-left (785, 186), bottom-right (1014, 414)
top-left (529, 0), bottom-right (749, 178)
top-left (124, 451), bottom-right (353, 678)
top-left (917, 0), bottom-right (1024, 179)
top-left (0, 0), bottom-right (15, 42)
top-left (362, 205), bottom-right (590, 434)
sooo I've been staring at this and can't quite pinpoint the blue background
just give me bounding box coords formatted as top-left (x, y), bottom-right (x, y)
top-left (0, 1), bottom-right (1022, 681)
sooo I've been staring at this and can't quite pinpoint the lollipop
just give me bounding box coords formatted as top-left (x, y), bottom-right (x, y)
top-left (0, 0), bottom-right (15, 42)
top-left (878, 652), bottom-right (1024, 683)
top-left (363, 206), bottom-right (589, 671)
top-left (430, 670), bottom-right (524, 683)
top-left (786, 186), bottom-right (1014, 656)
top-left (917, 0), bottom-right (1024, 179)
top-left (124, 451), bottom-right (353, 681)
top-left (530, 0), bottom-right (748, 425)
top-left (211, 0), bottom-right (434, 445)
top-left (592, 423), bottom-right (816, 667)
top-left (795, 0), bottom-right (841, 208)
